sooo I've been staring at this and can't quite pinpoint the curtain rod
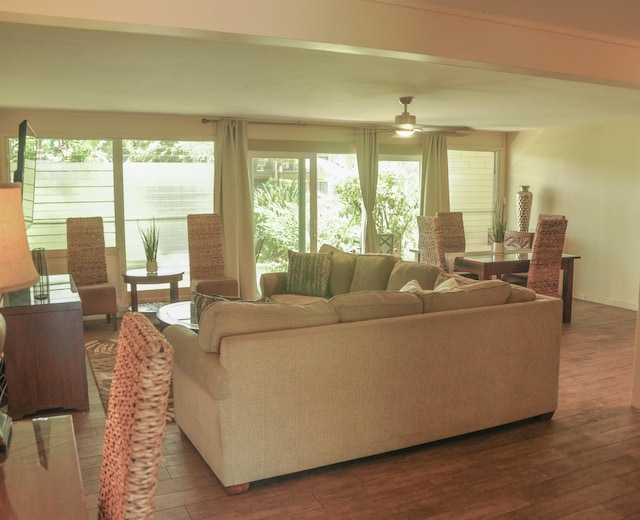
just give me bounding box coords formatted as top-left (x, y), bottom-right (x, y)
top-left (201, 117), bottom-right (378, 131)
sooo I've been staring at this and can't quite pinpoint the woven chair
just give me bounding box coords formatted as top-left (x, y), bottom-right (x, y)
top-left (187, 213), bottom-right (239, 297)
top-left (503, 215), bottom-right (568, 297)
top-left (66, 217), bottom-right (118, 330)
top-left (417, 215), bottom-right (446, 270)
top-left (97, 312), bottom-right (173, 520)
top-left (436, 211), bottom-right (466, 253)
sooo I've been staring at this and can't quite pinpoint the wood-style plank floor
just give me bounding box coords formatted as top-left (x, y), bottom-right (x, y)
top-left (73, 299), bottom-right (640, 519)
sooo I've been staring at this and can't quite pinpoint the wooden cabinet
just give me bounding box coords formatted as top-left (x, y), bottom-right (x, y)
top-left (1, 275), bottom-right (88, 420)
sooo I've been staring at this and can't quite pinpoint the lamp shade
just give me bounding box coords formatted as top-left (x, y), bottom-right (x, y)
top-left (0, 183), bottom-right (39, 293)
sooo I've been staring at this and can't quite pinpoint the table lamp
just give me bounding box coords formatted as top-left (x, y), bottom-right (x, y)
top-left (0, 183), bottom-right (40, 461)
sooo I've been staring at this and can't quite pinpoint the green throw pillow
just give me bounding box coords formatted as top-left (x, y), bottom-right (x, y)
top-left (193, 292), bottom-right (246, 322)
top-left (286, 250), bottom-right (332, 297)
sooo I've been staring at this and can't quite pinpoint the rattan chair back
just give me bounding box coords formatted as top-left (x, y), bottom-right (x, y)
top-left (97, 312), bottom-right (173, 520)
top-left (66, 216), bottom-right (109, 286)
top-left (527, 215), bottom-right (568, 297)
top-left (187, 213), bottom-right (227, 280)
top-left (417, 215), bottom-right (446, 270)
top-left (436, 211), bottom-right (466, 252)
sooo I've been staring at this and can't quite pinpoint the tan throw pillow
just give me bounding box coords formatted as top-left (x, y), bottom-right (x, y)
top-left (319, 244), bottom-right (357, 296)
top-left (399, 279), bottom-right (423, 294)
top-left (387, 261), bottom-right (444, 291)
top-left (330, 291), bottom-right (422, 323)
top-left (286, 250), bottom-right (332, 297)
top-left (506, 283), bottom-right (537, 303)
top-left (349, 254), bottom-right (400, 292)
top-left (420, 279), bottom-right (511, 313)
top-left (198, 299), bottom-right (339, 353)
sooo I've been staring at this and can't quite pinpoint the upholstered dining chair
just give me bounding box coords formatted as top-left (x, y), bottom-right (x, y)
top-left (417, 215), bottom-right (446, 270)
top-left (502, 215), bottom-right (568, 297)
top-left (187, 213), bottom-right (239, 297)
top-left (435, 211), bottom-right (466, 253)
top-left (97, 312), bottom-right (173, 520)
top-left (66, 217), bottom-right (118, 330)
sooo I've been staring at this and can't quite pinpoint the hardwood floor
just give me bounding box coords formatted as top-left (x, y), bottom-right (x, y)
top-left (74, 300), bottom-right (640, 519)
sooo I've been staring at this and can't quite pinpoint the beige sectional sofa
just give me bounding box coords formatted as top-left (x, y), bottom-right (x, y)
top-left (163, 247), bottom-right (563, 493)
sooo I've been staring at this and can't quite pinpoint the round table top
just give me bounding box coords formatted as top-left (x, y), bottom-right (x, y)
top-left (156, 301), bottom-right (198, 330)
top-left (123, 268), bottom-right (184, 283)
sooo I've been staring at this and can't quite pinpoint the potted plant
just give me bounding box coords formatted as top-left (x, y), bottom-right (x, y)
top-left (139, 218), bottom-right (159, 273)
top-left (492, 197), bottom-right (507, 253)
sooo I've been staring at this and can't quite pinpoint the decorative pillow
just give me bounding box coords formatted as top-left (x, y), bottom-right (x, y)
top-left (387, 261), bottom-right (443, 292)
top-left (349, 254), bottom-right (400, 292)
top-left (286, 250), bottom-right (332, 297)
top-left (319, 244), bottom-right (357, 296)
top-left (506, 283), bottom-right (537, 303)
top-left (433, 277), bottom-right (459, 292)
top-left (192, 292), bottom-right (246, 322)
top-left (399, 279), bottom-right (423, 294)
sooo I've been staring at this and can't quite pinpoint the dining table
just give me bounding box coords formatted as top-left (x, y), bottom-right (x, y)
top-left (450, 250), bottom-right (580, 323)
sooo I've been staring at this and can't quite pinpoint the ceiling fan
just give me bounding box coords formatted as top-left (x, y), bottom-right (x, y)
top-left (388, 96), bottom-right (473, 137)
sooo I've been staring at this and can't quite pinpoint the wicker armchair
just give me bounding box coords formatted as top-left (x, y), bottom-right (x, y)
top-left (503, 215), bottom-right (568, 296)
top-left (66, 217), bottom-right (118, 330)
top-left (436, 211), bottom-right (466, 252)
top-left (97, 312), bottom-right (173, 519)
top-left (417, 215), bottom-right (446, 270)
top-left (187, 213), bottom-right (239, 297)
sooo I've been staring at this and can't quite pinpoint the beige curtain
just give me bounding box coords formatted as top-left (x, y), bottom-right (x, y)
top-left (420, 133), bottom-right (451, 216)
top-left (356, 129), bottom-right (379, 253)
top-left (214, 119), bottom-right (257, 299)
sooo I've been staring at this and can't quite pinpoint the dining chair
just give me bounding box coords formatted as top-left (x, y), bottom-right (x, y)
top-left (502, 215), bottom-right (568, 297)
top-left (417, 215), bottom-right (446, 270)
top-left (188, 213), bottom-right (239, 297)
top-left (436, 211), bottom-right (466, 252)
top-left (378, 233), bottom-right (395, 254)
top-left (97, 311), bottom-right (173, 519)
top-left (66, 217), bottom-right (118, 330)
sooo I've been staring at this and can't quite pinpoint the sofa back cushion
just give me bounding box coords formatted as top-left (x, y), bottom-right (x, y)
top-left (419, 279), bottom-right (511, 313)
top-left (349, 254), bottom-right (400, 292)
top-left (330, 291), bottom-right (422, 323)
top-left (286, 250), bottom-right (332, 297)
top-left (387, 261), bottom-right (443, 292)
top-left (198, 299), bottom-right (339, 353)
top-left (506, 284), bottom-right (537, 303)
top-left (319, 244), bottom-right (357, 296)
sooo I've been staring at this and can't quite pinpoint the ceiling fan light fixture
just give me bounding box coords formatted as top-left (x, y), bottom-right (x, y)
top-left (395, 128), bottom-right (417, 137)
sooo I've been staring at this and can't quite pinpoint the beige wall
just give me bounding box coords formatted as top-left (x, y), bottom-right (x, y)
top-left (507, 119), bottom-right (640, 310)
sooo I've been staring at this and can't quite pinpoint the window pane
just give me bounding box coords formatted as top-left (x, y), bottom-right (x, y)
top-left (122, 140), bottom-right (214, 281)
top-left (9, 138), bottom-right (115, 249)
top-left (448, 150), bottom-right (497, 251)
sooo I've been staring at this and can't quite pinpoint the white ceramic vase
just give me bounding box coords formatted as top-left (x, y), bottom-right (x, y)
top-left (516, 185), bottom-right (533, 232)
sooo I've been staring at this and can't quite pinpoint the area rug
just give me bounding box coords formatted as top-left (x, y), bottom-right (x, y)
top-left (85, 339), bottom-right (175, 422)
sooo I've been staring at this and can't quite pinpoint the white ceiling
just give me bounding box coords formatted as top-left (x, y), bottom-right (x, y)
top-left (2, 1), bottom-right (640, 132)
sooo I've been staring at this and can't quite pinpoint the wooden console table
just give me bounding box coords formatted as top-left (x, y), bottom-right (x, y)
top-left (0, 415), bottom-right (88, 518)
top-left (1, 274), bottom-right (88, 420)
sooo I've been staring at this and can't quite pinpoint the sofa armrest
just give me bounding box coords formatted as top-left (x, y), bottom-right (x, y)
top-left (260, 272), bottom-right (288, 298)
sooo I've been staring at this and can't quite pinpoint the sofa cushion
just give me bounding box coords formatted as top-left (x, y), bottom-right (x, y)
top-left (506, 283), bottom-right (537, 303)
top-left (420, 279), bottom-right (511, 313)
top-left (330, 291), bottom-right (422, 323)
top-left (198, 299), bottom-right (339, 353)
top-left (386, 261), bottom-right (443, 292)
top-left (349, 254), bottom-right (400, 292)
top-left (319, 244), bottom-right (357, 296)
top-left (286, 250), bottom-right (332, 297)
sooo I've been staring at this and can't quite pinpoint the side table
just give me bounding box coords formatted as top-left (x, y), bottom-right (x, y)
top-left (122, 268), bottom-right (184, 312)
top-left (156, 301), bottom-right (198, 331)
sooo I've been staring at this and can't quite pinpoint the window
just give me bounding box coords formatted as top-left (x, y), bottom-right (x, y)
top-left (8, 138), bottom-right (115, 249)
top-left (448, 149), bottom-right (497, 251)
top-left (122, 140), bottom-right (214, 279)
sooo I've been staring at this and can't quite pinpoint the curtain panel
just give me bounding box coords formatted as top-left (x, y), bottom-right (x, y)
top-left (356, 129), bottom-right (380, 253)
top-left (420, 133), bottom-right (451, 216)
top-left (214, 119), bottom-right (257, 299)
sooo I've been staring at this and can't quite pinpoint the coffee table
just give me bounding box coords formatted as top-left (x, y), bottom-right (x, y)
top-left (156, 301), bottom-right (198, 330)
